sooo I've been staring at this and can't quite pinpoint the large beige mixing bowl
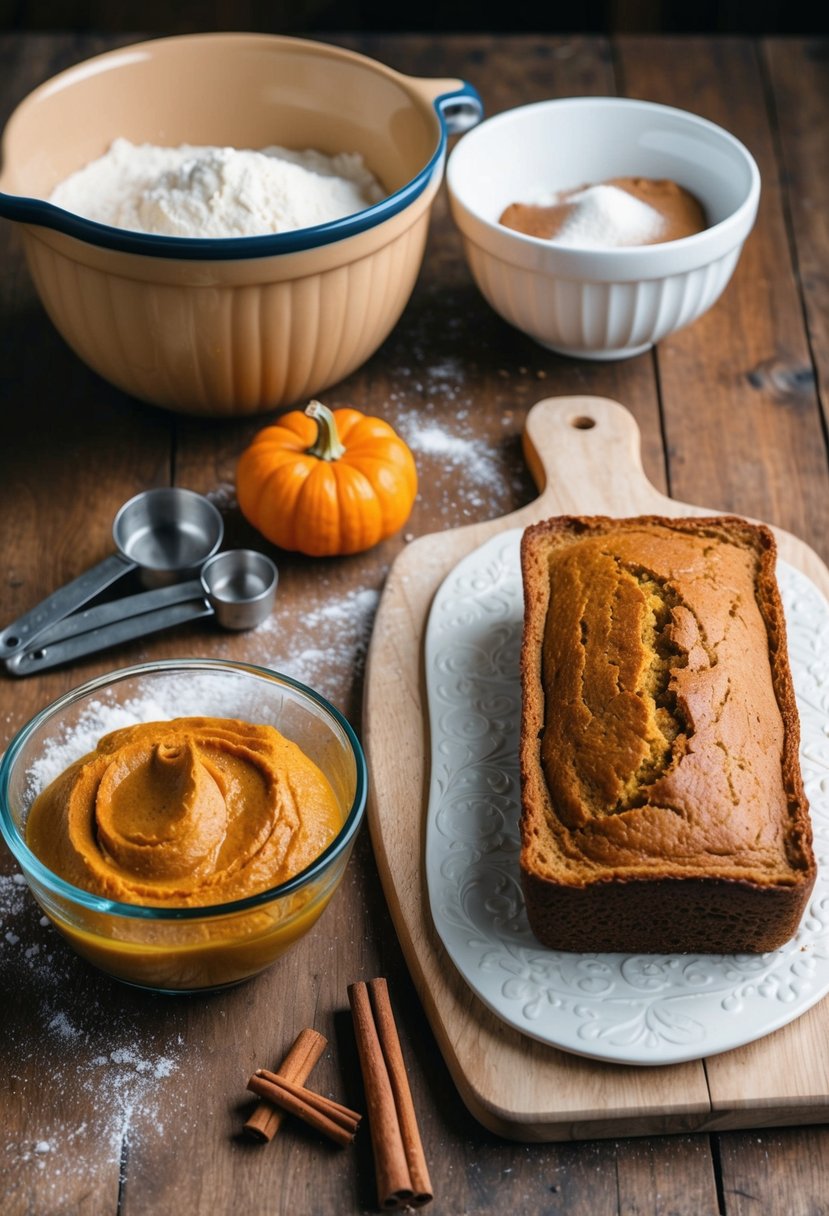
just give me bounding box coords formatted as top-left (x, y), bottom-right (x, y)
top-left (0, 33), bottom-right (481, 416)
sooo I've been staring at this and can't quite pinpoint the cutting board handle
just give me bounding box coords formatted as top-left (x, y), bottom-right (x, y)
top-left (522, 396), bottom-right (672, 519)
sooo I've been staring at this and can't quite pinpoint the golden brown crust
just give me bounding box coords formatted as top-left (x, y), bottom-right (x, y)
top-left (519, 514), bottom-right (815, 953)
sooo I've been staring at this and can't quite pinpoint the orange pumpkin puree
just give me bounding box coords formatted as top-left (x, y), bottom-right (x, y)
top-left (26, 717), bottom-right (342, 907)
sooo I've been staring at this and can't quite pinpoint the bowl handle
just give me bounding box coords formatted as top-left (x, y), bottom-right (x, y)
top-left (404, 77), bottom-right (484, 135)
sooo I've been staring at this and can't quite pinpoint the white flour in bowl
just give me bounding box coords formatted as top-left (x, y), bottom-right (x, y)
top-left (49, 138), bottom-right (385, 238)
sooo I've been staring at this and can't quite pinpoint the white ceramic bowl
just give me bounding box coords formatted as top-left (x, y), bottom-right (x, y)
top-left (446, 97), bottom-right (760, 360)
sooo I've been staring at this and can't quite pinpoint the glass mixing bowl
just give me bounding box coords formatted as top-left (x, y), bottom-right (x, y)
top-left (0, 659), bottom-right (367, 993)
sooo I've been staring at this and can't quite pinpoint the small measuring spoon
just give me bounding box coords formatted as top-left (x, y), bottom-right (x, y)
top-left (0, 488), bottom-right (224, 660)
top-left (5, 550), bottom-right (278, 677)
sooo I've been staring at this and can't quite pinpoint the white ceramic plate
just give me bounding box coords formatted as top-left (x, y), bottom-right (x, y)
top-left (424, 528), bottom-right (829, 1066)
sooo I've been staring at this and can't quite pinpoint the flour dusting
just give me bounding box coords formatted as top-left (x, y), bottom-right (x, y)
top-left (50, 139), bottom-right (385, 238)
top-left (0, 868), bottom-right (188, 1200)
top-left (255, 586), bottom-right (380, 698)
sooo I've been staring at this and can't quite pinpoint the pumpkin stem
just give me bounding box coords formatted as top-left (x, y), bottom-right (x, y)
top-left (305, 400), bottom-right (346, 462)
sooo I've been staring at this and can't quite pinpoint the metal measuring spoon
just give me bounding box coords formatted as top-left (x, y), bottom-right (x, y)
top-left (5, 550), bottom-right (278, 677)
top-left (0, 488), bottom-right (224, 660)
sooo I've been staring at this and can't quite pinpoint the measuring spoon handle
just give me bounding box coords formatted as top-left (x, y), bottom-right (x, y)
top-left (0, 552), bottom-right (134, 659)
top-left (32, 579), bottom-right (204, 646)
top-left (5, 598), bottom-right (214, 677)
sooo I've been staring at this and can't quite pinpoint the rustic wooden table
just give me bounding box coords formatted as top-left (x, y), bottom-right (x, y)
top-left (1, 29), bottom-right (828, 1216)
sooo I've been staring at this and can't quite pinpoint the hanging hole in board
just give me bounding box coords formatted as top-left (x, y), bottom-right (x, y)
top-left (570, 416), bottom-right (596, 430)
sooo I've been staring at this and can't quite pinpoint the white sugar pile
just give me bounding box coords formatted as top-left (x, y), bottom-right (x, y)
top-left (545, 183), bottom-right (664, 249)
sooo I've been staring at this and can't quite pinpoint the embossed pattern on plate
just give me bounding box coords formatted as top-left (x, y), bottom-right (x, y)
top-left (424, 528), bottom-right (829, 1065)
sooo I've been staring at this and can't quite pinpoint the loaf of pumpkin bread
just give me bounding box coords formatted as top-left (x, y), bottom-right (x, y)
top-left (519, 515), bottom-right (815, 954)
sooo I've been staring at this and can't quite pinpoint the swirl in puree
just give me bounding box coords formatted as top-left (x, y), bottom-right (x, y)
top-left (26, 717), bottom-right (342, 907)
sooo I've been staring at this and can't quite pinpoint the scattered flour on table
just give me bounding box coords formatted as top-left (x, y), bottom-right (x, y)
top-left (49, 138), bottom-right (385, 238)
top-left (206, 481), bottom-right (238, 512)
top-left (255, 585), bottom-right (380, 698)
top-left (0, 869), bottom-right (187, 1198)
top-left (395, 405), bottom-right (526, 518)
top-left (378, 302), bottom-right (533, 518)
top-left (400, 420), bottom-right (506, 511)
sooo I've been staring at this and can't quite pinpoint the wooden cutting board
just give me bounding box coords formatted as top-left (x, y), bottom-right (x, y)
top-left (363, 396), bottom-right (829, 1141)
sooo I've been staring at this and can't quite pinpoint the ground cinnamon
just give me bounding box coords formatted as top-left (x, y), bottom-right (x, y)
top-left (243, 1027), bottom-right (327, 1143)
top-left (348, 978), bottom-right (433, 1210)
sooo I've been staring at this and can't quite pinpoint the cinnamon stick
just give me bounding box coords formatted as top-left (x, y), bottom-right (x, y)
top-left (367, 978), bottom-right (432, 1206)
top-left (243, 1027), bottom-right (327, 1143)
top-left (246, 1075), bottom-right (355, 1148)
top-left (348, 978), bottom-right (433, 1210)
top-left (255, 1069), bottom-right (362, 1132)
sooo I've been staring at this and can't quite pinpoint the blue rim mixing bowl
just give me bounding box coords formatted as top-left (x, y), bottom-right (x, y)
top-left (0, 33), bottom-right (482, 260)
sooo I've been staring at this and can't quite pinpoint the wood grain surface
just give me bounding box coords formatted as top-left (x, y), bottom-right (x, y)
top-left (1, 29), bottom-right (829, 1216)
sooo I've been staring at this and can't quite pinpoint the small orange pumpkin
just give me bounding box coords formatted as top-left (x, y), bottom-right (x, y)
top-left (236, 401), bottom-right (418, 557)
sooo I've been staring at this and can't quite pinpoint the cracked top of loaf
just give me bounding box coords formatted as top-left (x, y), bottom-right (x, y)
top-left (519, 515), bottom-right (814, 891)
